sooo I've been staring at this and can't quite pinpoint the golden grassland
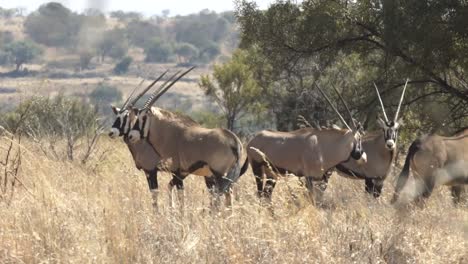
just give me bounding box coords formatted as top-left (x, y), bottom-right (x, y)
top-left (0, 136), bottom-right (466, 263)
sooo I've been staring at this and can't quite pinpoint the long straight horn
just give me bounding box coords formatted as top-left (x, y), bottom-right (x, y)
top-left (146, 66), bottom-right (196, 109)
top-left (394, 78), bottom-right (409, 122)
top-left (331, 84), bottom-right (357, 130)
top-left (315, 83), bottom-right (352, 131)
top-left (120, 78), bottom-right (145, 112)
top-left (142, 70), bottom-right (182, 109)
top-left (373, 82), bottom-right (389, 123)
top-left (127, 69), bottom-right (169, 108)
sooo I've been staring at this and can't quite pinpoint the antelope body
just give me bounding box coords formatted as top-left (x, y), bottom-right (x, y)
top-left (127, 67), bottom-right (247, 207)
top-left (129, 107), bottom-right (247, 197)
top-left (392, 127), bottom-right (468, 205)
top-left (247, 84), bottom-right (367, 203)
top-left (326, 80), bottom-right (409, 197)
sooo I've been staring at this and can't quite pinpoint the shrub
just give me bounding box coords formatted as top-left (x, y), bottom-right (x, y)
top-left (144, 38), bottom-right (174, 63)
top-left (113, 56), bottom-right (132, 75)
top-left (0, 95), bottom-right (103, 161)
top-left (89, 83), bottom-right (122, 106)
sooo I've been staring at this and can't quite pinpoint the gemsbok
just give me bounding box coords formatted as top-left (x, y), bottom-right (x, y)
top-left (127, 67), bottom-right (248, 208)
top-left (391, 127), bottom-right (468, 206)
top-left (246, 84), bottom-right (367, 204)
top-left (108, 69), bottom-right (203, 208)
top-left (329, 80), bottom-right (409, 197)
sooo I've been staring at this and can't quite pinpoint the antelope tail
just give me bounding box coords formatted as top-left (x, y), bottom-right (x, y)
top-left (391, 138), bottom-right (421, 204)
top-left (219, 136), bottom-right (244, 193)
top-left (239, 157), bottom-right (249, 176)
top-left (249, 147), bottom-right (280, 180)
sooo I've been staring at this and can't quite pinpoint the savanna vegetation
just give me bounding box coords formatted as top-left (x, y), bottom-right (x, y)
top-left (0, 0), bottom-right (466, 263)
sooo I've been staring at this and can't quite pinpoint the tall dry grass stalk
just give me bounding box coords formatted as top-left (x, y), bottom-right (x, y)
top-left (0, 137), bottom-right (466, 263)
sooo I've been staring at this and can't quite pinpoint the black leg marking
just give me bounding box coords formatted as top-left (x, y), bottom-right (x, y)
top-left (204, 176), bottom-right (216, 193)
top-left (450, 186), bottom-right (465, 205)
top-left (365, 178), bottom-right (383, 198)
top-left (263, 176), bottom-right (276, 200)
top-left (169, 171), bottom-right (185, 190)
top-left (145, 169), bottom-right (158, 190)
top-left (251, 160), bottom-right (264, 197)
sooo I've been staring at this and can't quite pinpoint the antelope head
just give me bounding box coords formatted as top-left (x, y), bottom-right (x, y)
top-left (373, 79), bottom-right (409, 150)
top-left (108, 70), bottom-right (169, 139)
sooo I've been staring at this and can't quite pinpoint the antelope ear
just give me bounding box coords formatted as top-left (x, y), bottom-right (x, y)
top-left (376, 117), bottom-right (386, 128)
top-left (131, 107), bottom-right (139, 116)
top-left (111, 105), bottom-right (120, 115)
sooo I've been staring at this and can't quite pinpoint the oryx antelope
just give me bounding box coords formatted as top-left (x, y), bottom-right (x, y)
top-left (127, 67), bottom-right (248, 208)
top-left (247, 84), bottom-right (367, 204)
top-left (109, 69), bottom-right (208, 208)
top-left (330, 80), bottom-right (409, 197)
top-left (391, 127), bottom-right (468, 206)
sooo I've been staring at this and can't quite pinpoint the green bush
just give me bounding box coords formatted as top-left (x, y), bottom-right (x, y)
top-left (144, 38), bottom-right (174, 63)
top-left (113, 56), bottom-right (132, 75)
top-left (1, 95), bottom-right (99, 139)
top-left (89, 83), bottom-right (122, 105)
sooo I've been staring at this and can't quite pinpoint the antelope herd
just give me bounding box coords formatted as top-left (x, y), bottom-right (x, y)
top-left (108, 68), bottom-right (467, 209)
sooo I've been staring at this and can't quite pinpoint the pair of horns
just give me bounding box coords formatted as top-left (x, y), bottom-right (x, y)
top-left (119, 70), bottom-right (169, 112)
top-left (315, 83), bottom-right (356, 131)
top-left (373, 78), bottom-right (409, 123)
top-left (141, 66), bottom-right (196, 110)
top-left (119, 66), bottom-right (195, 112)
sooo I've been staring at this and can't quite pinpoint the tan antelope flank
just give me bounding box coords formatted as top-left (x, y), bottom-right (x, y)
top-left (246, 84), bottom-right (367, 204)
top-left (391, 127), bottom-right (468, 206)
top-left (329, 79), bottom-right (409, 197)
top-left (127, 67), bottom-right (248, 208)
top-left (108, 70), bottom-right (206, 208)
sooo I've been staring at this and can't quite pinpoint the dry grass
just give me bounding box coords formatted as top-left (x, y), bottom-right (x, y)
top-left (0, 137), bottom-right (466, 263)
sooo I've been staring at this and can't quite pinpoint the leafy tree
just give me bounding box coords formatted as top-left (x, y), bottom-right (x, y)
top-left (4, 41), bottom-right (42, 71)
top-left (78, 50), bottom-right (94, 70)
top-left (0, 31), bottom-right (14, 46)
top-left (89, 83), bottom-right (123, 105)
top-left (175, 43), bottom-right (199, 63)
top-left (199, 42), bottom-right (220, 62)
top-left (144, 38), bottom-right (174, 63)
top-left (96, 29), bottom-right (128, 62)
top-left (199, 49), bottom-right (264, 131)
top-left (110, 10), bottom-right (142, 22)
top-left (126, 20), bottom-right (162, 48)
top-left (24, 2), bottom-right (81, 47)
top-left (236, 0), bottom-right (468, 131)
top-left (113, 56), bottom-right (133, 75)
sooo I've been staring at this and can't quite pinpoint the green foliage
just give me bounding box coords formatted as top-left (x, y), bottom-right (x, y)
top-left (89, 83), bottom-right (123, 105)
top-left (4, 40), bottom-right (42, 71)
top-left (24, 2), bottom-right (81, 47)
top-left (126, 20), bottom-right (162, 48)
top-left (113, 56), bottom-right (133, 75)
top-left (236, 0), bottom-right (468, 131)
top-left (199, 49), bottom-right (265, 131)
top-left (0, 31), bottom-right (14, 46)
top-left (144, 38), bottom-right (174, 63)
top-left (1, 95), bottom-right (99, 140)
top-left (175, 43), bottom-right (199, 63)
top-left (78, 50), bottom-right (94, 70)
top-left (110, 10), bottom-right (142, 22)
top-left (190, 110), bottom-right (224, 129)
top-left (96, 28), bottom-right (128, 61)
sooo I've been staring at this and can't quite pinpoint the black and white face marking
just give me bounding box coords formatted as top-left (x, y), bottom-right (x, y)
top-left (109, 107), bottom-right (131, 139)
top-left (377, 117), bottom-right (402, 150)
top-left (350, 131), bottom-right (367, 164)
top-left (128, 109), bottom-right (149, 143)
